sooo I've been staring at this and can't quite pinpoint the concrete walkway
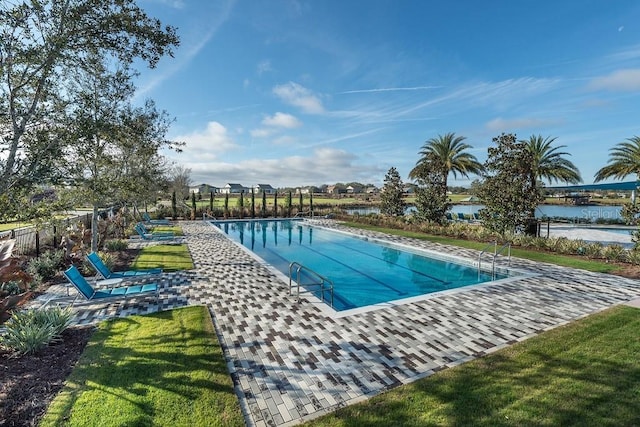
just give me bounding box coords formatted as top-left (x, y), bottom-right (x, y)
top-left (31, 220), bottom-right (640, 426)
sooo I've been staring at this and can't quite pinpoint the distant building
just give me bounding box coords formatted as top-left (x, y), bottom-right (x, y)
top-left (253, 184), bottom-right (276, 194)
top-left (220, 183), bottom-right (250, 194)
top-left (189, 184), bottom-right (218, 194)
top-left (326, 185), bottom-right (347, 195)
top-left (346, 185), bottom-right (363, 194)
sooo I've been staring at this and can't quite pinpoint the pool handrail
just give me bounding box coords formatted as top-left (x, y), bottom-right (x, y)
top-left (289, 261), bottom-right (334, 308)
top-left (478, 241), bottom-right (511, 279)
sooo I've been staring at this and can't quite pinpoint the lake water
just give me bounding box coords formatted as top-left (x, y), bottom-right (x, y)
top-left (346, 204), bottom-right (623, 221)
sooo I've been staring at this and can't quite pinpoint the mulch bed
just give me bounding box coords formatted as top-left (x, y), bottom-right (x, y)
top-left (0, 248), bottom-right (140, 426)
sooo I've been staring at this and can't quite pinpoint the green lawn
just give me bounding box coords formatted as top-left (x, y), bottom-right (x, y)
top-left (341, 221), bottom-right (621, 274)
top-left (305, 306), bottom-right (640, 426)
top-left (41, 306), bottom-right (245, 427)
top-left (131, 243), bottom-right (194, 271)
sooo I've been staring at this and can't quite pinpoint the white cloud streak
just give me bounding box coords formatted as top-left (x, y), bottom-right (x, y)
top-left (587, 69), bottom-right (640, 92)
top-left (338, 86), bottom-right (442, 94)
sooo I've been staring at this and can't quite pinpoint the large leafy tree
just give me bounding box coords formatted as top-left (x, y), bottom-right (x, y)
top-left (380, 167), bottom-right (405, 216)
top-left (594, 136), bottom-right (640, 182)
top-left (409, 133), bottom-right (482, 223)
top-left (62, 54), bottom-right (180, 251)
top-left (412, 154), bottom-right (451, 224)
top-left (0, 0), bottom-right (179, 196)
top-left (476, 133), bottom-right (544, 236)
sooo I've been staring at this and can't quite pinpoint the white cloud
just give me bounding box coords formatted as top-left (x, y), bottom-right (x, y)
top-left (588, 69), bottom-right (640, 91)
top-left (250, 128), bottom-right (273, 138)
top-left (261, 112), bottom-right (301, 128)
top-left (181, 147), bottom-right (383, 188)
top-left (272, 82), bottom-right (325, 114)
top-left (485, 117), bottom-right (561, 131)
top-left (257, 60), bottom-right (273, 75)
top-left (174, 121), bottom-right (237, 157)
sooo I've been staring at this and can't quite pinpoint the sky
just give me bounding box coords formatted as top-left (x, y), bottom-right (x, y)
top-left (133, 0), bottom-right (640, 189)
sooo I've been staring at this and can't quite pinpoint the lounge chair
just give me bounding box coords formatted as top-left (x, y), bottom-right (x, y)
top-left (142, 212), bottom-right (170, 225)
top-left (63, 265), bottom-right (159, 304)
top-left (457, 212), bottom-right (467, 221)
top-left (86, 252), bottom-right (162, 280)
top-left (134, 223), bottom-right (176, 241)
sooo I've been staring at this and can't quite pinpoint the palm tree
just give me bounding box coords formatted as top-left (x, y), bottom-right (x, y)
top-left (522, 135), bottom-right (582, 185)
top-left (408, 132), bottom-right (483, 188)
top-left (594, 136), bottom-right (640, 182)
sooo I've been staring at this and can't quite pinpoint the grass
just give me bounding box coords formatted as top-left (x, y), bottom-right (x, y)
top-left (131, 244), bottom-right (194, 271)
top-left (341, 221), bottom-right (622, 274)
top-left (305, 305), bottom-right (640, 426)
top-left (41, 306), bottom-right (245, 427)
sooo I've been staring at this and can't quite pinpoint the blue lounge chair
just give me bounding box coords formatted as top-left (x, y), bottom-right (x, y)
top-left (142, 212), bottom-right (170, 225)
top-left (63, 265), bottom-right (159, 303)
top-left (457, 212), bottom-right (467, 221)
top-left (86, 252), bottom-right (162, 280)
top-left (134, 223), bottom-right (175, 241)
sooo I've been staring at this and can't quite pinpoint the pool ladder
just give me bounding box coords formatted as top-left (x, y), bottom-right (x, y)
top-left (478, 241), bottom-right (511, 279)
top-left (289, 262), bottom-right (334, 308)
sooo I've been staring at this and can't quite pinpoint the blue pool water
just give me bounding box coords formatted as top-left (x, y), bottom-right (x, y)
top-left (212, 219), bottom-right (509, 311)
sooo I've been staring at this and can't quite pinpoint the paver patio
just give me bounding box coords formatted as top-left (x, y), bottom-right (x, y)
top-left (32, 220), bottom-right (640, 426)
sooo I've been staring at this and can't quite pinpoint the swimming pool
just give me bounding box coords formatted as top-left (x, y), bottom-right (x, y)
top-left (211, 219), bottom-right (513, 312)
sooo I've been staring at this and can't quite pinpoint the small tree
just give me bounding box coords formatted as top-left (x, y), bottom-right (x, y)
top-left (171, 191), bottom-right (177, 220)
top-left (209, 191), bottom-right (214, 213)
top-left (224, 193), bottom-right (229, 218)
top-left (238, 191), bottom-right (244, 219)
top-left (251, 191), bottom-right (256, 218)
top-left (380, 167), bottom-right (406, 216)
top-left (413, 157), bottom-right (450, 224)
top-left (261, 192), bottom-right (267, 218)
top-left (476, 133), bottom-right (544, 236)
top-left (286, 191), bottom-right (292, 217)
top-left (299, 192), bottom-right (303, 214)
top-left (191, 192), bottom-right (197, 220)
top-left (310, 191), bottom-right (314, 216)
top-left (274, 193), bottom-right (279, 217)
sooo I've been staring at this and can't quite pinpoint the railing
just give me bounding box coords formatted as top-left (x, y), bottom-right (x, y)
top-left (478, 241), bottom-right (511, 279)
top-left (202, 212), bottom-right (216, 221)
top-left (289, 261), bottom-right (334, 307)
top-left (293, 210), bottom-right (314, 218)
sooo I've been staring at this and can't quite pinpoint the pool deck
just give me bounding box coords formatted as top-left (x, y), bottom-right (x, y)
top-left (30, 220), bottom-right (640, 426)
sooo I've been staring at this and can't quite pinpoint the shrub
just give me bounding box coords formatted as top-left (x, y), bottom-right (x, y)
top-left (25, 250), bottom-right (65, 282)
top-left (603, 244), bottom-right (626, 263)
top-left (626, 250), bottom-right (640, 265)
top-left (104, 239), bottom-right (128, 251)
top-left (584, 242), bottom-right (604, 259)
top-left (0, 281), bottom-right (22, 297)
top-left (0, 307), bottom-right (74, 354)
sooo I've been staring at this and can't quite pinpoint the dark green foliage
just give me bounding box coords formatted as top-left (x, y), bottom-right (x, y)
top-left (380, 167), bottom-right (406, 217)
top-left (238, 191), bottom-right (244, 218)
top-left (261, 192), bottom-right (267, 218)
top-left (620, 202), bottom-right (640, 248)
top-left (191, 192), bottom-right (196, 219)
top-left (251, 192), bottom-right (256, 218)
top-left (476, 133), bottom-right (544, 236)
top-left (224, 193), bottom-right (229, 218)
top-left (274, 193), bottom-right (278, 217)
top-left (413, 158), bottom-right (450, 224)
top-left (299, 192), bottom-right (303, 213)
top-left (286, 191), bottom-right (292, 217)
top-left (171, 191), bottom-right (177, 219)
top-left (209, 192), bottom-right (214, 212)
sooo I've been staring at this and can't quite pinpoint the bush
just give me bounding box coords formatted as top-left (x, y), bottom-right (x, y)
top-left (0, 281), bottom-right (22, 297)
top-left (25, 250), bottom-right (65, 282)
top-left (104, 239), bottom-right (128, 251)
top-left (603, 244), bottom-right (627, 263)
top-left (0, 307), bottom-right (74, 354)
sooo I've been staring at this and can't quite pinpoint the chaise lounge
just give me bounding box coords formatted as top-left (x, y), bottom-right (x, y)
top-left (63, 265), bottom-right (159, 304)
top-left (86, 251), bottom-right (162, 280)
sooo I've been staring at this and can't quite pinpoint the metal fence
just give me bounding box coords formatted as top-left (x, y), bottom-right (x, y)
top-left (0, 213), bottom-right (92, 256)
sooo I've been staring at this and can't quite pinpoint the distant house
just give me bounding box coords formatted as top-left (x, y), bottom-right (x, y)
top-left (253, 184), bottom-right (276, 195)
top-left (346, 185), bottom-right (363, 194)
top-left (220, 183), bottom-right (249, 194)
top-left (297, 187), bottom-right (312, 195)
top-left (326, 185), bottom-right (347, 195)
top-left (189, 184), bottom-right (218, 194)
top-left (365, 186), bottom-right (379, 194)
